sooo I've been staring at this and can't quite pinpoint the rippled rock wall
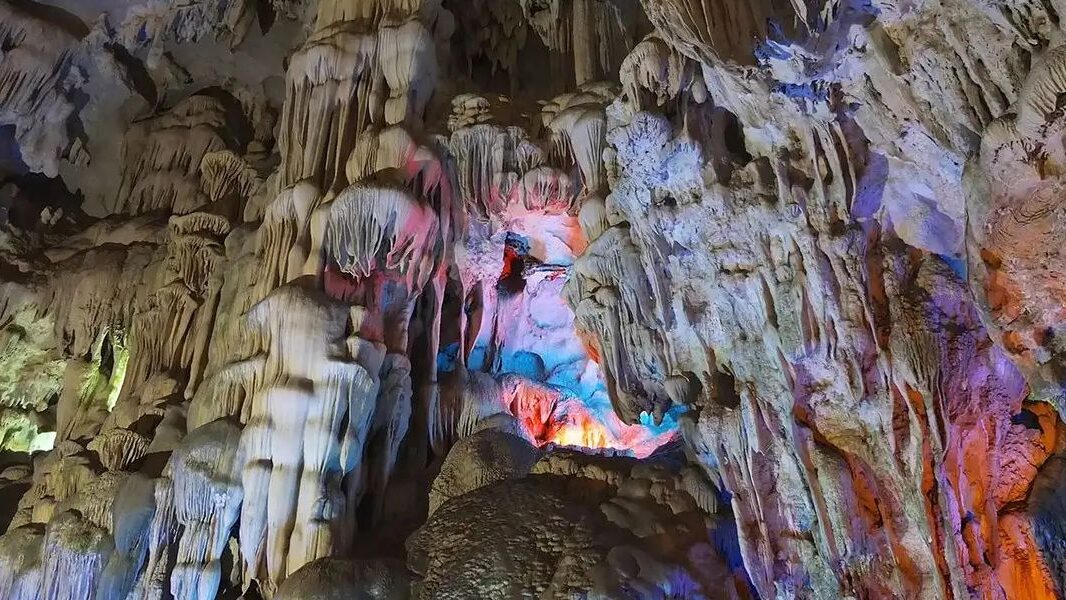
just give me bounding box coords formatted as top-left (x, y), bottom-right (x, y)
top-left (1, 0), bottom-right (1066, 598)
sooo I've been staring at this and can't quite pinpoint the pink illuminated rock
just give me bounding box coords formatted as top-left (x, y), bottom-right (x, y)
top-left (1, 0), bottom-right (1065, 598)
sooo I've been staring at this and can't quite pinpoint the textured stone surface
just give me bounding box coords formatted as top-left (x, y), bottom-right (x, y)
top-left (409, 450), bottom-right (744, 599)
top-left (2, 0), bottom-right (1066, 598)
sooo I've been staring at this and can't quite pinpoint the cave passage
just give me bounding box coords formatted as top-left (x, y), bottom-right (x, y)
top-left (442, 226), bottom-right (681, 458)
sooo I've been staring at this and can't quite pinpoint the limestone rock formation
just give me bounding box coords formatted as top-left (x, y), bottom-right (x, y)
top-left (2, 0), bottom-right (1066, 598)
top-left (408, 450), bottom-right (744, 599)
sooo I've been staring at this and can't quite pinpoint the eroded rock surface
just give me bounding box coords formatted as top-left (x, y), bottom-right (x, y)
top-left (409, 448), bottom-right (743, 599)
top-left (2, 0), bottom-right (1066, 598)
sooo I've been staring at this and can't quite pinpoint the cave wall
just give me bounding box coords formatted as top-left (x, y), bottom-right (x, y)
top-left (0, 0), bottom-right (1065, 598)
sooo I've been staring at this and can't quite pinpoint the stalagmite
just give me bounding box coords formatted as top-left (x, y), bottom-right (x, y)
top-left (41, 510), bottom-right (114, 600)
top-left (98, 473), bottom-right (155, 600)
top-left (0, 524), bottom-right (44, 599)
top-left (426, 428), bottom-right (539, 514)
top-left (170, 419), bottom-right (244, 600)
top-left (410, 446), bottom-right (744, 599)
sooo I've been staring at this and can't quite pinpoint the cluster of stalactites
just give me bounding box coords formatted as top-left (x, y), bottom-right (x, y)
top-left (558, 25), bottom-right (1066, 598)
top-left (323, 180), bottom-right (439, 285)
top-left (518, 0), bottom-right (634, 85)
top-left (167, 418), bottom-right (244, 600)
top-left (437, 88), bottom-right (630, 458)
top-left (561, 114), bottom-right (681, 427)
top-left (255, 181), bottom-right (321, 302)
top-left (114, 96), bottom-right (242, 215)
top-left (188, 196), bottom-right (294, 430)
top-left (971, 43), bottom-right (1066, 408)
top-left (541, 83), bottom-right (613, 196)
top-left (447, 121), bottom-right (547, 219)
top-left (444, 88), bottom-right (610, 222)
top-left (166, 212), bottom-right (233, 296)
top-left (186, 281), bottom-right (382, 597)
top-left (345, 125), bottom-right (450, 209)
top-left (279, 22), bottom-right (383, 192)
top-left (0, 408), bottom-right (183, 600)
top-left (110, 0), bottom-right (270, 49)
top-left (183, 118), bottom-right (447, 593)
top-left (620, 34), bottom-right (709, 109)
top-left (279, 1), bottom-right (448, 193)
top-left (162, 0), bottom-right (260, 47)
top-left (637, 0), bottom-right (803, 65)
top-left (33, 201), bottom-right (234, 446)
top-left (0, 0), bottom-right (86, 176)
top-left (200, 151), bottom-right (262, 209)
top-left (451, 0), bottom-right (529, 81)
top-left (313, 0), bottom-right (453, 32)
top-left (114, 210), bottom-right (232, 420)
top-left (0, 440), bottom-right (164, 600)
top-left (8, 440), bottom-right (109, 531)
top-left (44, 244), bottom-right (154, 361)
top-left (342, 124), bottom-right (453, 285)
top-left (565, 226), bottom-right (675, 424)
top-left (0, 3), bottom-right (79, 113)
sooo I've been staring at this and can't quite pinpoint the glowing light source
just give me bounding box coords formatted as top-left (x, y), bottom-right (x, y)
top-left (503, 378), bottom-right (678, 458)
top-left (29, 431), bottom-right (56, 452)
top-left (543, 403), bottom-right (679, 458)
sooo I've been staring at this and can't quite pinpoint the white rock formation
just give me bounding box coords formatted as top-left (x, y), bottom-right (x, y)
top-left (3, 0), bottom-right (1066, 598)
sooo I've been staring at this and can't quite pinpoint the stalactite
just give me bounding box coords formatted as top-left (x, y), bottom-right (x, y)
top-left (114, 96), bottom-right (242, 215)
top-left (3, 0), bottom-right (1065, 597)
top-left (323, 180), bottom-right (438, 291)
top-left (0, 1), bottom-right (86, 177)
top-left (170, 419), bottom-right (244, 600)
